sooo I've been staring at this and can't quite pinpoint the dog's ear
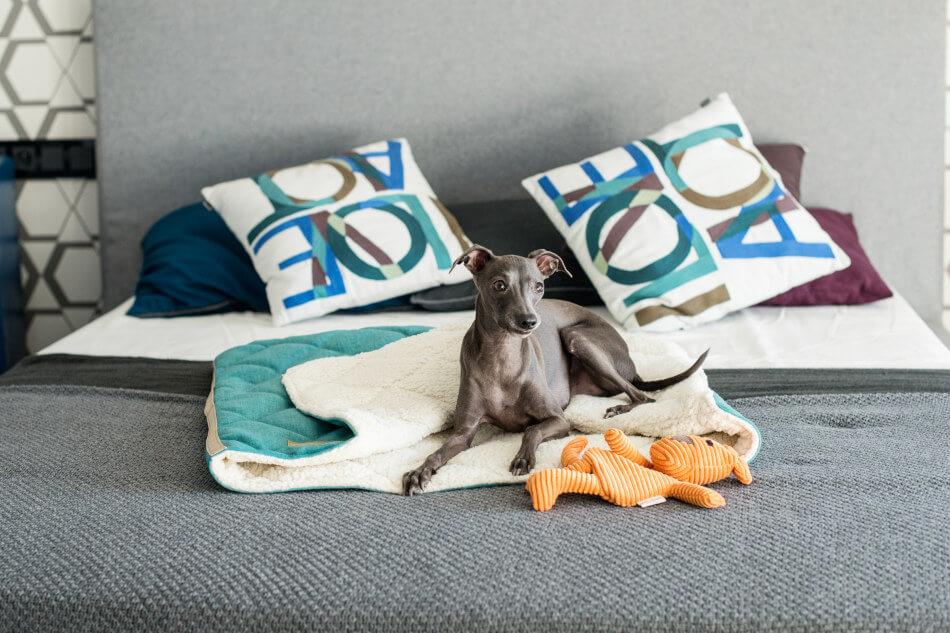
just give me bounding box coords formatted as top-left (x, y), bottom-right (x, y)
top-left (451, 244), bottom-right (494, 274)
top-left (529, 249), bottom-right (572, 278)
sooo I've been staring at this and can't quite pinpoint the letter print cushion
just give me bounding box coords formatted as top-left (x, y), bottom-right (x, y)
top-left (522, 94), bottom-right (850, 331)
top-left (203, 138), bottom-right (470, 325)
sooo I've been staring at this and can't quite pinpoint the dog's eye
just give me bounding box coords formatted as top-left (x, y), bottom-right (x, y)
top-left (534, 282), bottom-right (544, 293)
top-left (492, 280), bottom-right (507, 292)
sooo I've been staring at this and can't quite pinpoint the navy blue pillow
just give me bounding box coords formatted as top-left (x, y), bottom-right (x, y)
top-left (128, 203), bottom-right (270, 317)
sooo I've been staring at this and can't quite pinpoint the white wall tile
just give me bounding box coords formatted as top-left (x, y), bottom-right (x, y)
top-left (58, 212), bottom-right (88, 241)
top-left (51, 245), bottom-right (100, 303)
top-left (45, 35), bottom-right (79, 68)
top-left (16, 180), bottom-right (70, 237)
top-left (35, 0), bottom-right (91, 34)
top-left (11, 104), bottom-right (44, 137)
top-left (67, 40), bottom-right (94, 99)
top-left (44, 109), bottom-right (94, 138)
top-left (6, 42), bottom-right (60, 102)
top-left (49, 78), bottom-right (83, 107)
top-left (9, 6), bottom-right (45, 40)
top-left (20, 240), bottom-right (54, 270)
top-left (74, 181), bottom-right (98, 236)
top-left (0, 111), bottom-right (18, 139)
top-left (57, 178), bottom-right (83, 202)
top-left (27, 278), bottom-right (58, 310)
top-left (0, 1), bottom-right (13, 31)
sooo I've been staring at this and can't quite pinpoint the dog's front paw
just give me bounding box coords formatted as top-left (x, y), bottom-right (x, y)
top-left (509, 450), bottom-right (535, 476)
top-left (402, 466), bottom-right (434, 496)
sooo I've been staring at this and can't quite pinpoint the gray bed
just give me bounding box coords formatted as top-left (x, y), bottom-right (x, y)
top-left (1, 1), bottom-right (949, 632)
top-left (1, 358), bottom-right (948, 632)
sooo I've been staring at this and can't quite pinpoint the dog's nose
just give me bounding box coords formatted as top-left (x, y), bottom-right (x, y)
top-left (519, 315), bottom-right (538, 330)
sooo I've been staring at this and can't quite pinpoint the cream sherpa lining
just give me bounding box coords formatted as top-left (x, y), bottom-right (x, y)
top-left (207, 323), bottom-right (759, 494)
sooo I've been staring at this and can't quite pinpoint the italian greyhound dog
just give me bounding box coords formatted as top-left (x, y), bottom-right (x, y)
top-left (402, 245), bottom-right (707, 496)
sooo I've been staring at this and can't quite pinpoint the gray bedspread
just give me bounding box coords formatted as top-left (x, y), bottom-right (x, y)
top-left (1, 356), bottom-right (948, 633)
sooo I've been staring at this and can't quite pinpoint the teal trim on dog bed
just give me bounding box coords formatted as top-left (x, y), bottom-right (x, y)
top-left (212, 325), bottom-right (430, 460)
top-left (208, 324), bottom-right (759, 496)
top-left (713, 391), bottom-right (760, 462)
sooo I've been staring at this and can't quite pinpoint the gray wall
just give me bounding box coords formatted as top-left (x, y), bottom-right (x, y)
top-left (95, 0), bottom-right (946, 324)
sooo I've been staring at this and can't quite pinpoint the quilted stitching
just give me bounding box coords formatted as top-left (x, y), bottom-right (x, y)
top-left (212, 326), bottom-right (429, 459)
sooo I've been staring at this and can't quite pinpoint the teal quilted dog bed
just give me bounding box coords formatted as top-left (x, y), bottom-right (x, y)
top-left (205, 324), bottom-right (758, 494)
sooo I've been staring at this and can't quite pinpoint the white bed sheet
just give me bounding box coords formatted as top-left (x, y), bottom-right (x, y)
top-left (42, 293), bottom-right (950, 369)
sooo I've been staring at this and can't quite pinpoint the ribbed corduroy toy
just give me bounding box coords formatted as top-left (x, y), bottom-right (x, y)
top-left (525, 429), bottom-right (726, 512)
top-left (649, 435), bottom-right (753, 485)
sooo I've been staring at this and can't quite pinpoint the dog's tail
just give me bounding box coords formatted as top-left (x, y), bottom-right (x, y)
top-left (631, 349), bottom-right (708, 391)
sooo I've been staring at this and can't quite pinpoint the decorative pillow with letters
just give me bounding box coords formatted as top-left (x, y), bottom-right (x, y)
top-left (203, 139), bottom-right (469, 325)
top-left (522, 94), bottom-right (850, 331)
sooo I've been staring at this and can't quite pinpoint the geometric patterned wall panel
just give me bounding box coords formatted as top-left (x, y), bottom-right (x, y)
top-left (17, 178), bottom-right (99, 352)
top-left (0, 0), bottom-right (95, 140)
top-left (1, 0), bottom-right (99, 353)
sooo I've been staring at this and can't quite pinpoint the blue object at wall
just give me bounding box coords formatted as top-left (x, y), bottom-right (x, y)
top-left (128, 202), bottom-right (270, 317)
top-left (0, 157), bottom-right (25, 370)
top-left (128, 202), bottom-right (413, 319)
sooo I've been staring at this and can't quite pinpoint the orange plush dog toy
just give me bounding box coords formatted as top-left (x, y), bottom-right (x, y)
top-left (649, 435), bottom-right (752, 485)
top-left (524, 429), bottom-right (751, 512)
top-left (525, 429), bottom-right (726, 512)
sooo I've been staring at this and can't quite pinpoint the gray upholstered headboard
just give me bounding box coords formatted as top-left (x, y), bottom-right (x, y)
top-left (94, 0), bottom-right (946, 324)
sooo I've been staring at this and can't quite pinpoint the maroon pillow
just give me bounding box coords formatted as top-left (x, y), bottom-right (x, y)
top-left (756, 143), bottom-right (805, 201)
top-left (758, 208), bottom-right (892, 306)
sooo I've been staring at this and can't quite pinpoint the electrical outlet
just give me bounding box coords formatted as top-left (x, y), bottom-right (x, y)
top-left (0, 140), bottom-right (95, 179)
